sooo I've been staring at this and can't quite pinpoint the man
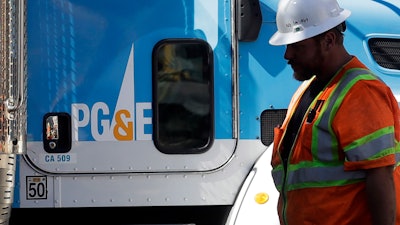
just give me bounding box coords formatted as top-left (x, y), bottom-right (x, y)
top-left (268, 0), bottom-right (400, 224)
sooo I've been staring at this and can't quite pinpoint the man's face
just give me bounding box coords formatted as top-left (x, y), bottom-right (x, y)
top-left (284, 37), bottom-right (323, 81)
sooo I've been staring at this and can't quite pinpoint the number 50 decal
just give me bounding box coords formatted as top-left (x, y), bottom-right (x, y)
top-left (26, 176), bottom-right (47, 200)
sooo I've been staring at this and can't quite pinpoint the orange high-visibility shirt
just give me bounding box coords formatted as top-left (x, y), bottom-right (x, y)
top-left (272, 57), bottom-right (400, 225)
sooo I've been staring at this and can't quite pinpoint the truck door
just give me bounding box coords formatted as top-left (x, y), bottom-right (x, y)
top-left (26, 0), bottom-right (236, 174)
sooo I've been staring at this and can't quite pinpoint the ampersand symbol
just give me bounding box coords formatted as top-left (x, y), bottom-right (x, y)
top-left (113, 110), bottom-right (133, 141)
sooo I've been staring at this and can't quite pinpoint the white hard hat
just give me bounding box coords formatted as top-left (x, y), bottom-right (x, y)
top-left (269, 0), bottom-right (351, 46)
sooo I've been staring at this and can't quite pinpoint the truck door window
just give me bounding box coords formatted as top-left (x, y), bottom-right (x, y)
top-left (152, 39), bottom-right (214, 154)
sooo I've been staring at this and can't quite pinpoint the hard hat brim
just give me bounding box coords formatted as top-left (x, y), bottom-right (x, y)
top-left (269, 9), bottom-right (351, 46)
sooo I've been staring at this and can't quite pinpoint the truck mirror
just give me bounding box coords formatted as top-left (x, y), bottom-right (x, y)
top-left (237, 0), bottom-right (262, 41)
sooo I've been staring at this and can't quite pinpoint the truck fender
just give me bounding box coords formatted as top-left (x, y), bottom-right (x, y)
top-left (225, 143), bottom-right (279, 225)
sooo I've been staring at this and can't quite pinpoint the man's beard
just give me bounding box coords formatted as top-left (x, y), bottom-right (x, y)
top-left (291, 51), bottom-right (322, 81)
top-left (293, 71), bottom-right (314, 81)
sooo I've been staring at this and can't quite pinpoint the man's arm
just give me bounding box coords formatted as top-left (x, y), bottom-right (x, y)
top-left (366, 165), bottom-right (396, 225)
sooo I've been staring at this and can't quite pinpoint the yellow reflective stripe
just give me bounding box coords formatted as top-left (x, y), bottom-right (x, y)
top-left (286, 164), bottom-right (365, 190)
top-left (313, 69), bottom-right (376, 162)
top-left (272, 164), bottom-right (365, 190)
top-left (345, 126), bottom-right (396, 161)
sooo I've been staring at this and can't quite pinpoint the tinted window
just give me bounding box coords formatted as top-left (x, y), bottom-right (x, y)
top-left (152, 39), bottom-right (214, 154)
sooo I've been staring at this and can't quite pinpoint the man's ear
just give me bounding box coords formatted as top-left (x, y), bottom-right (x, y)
top-left (321, 31), bottom-right (336, 50)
